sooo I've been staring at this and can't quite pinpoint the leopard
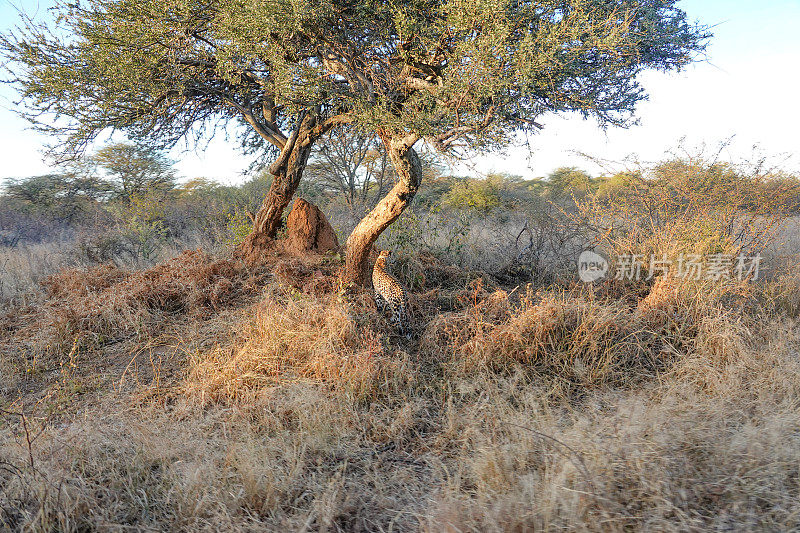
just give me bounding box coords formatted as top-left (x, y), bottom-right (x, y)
top-left (372, 250), bottom-right (412, 339)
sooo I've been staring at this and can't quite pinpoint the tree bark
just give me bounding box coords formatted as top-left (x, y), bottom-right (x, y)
top-left (234, 113), bottom-right (320, 264)
top-left (341, 133), bottom-right (422, 286)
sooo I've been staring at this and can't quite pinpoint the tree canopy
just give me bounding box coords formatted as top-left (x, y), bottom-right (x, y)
top-left (1, 0), bottom-right (351, 159)
top-left (304, 127), bottom-right (390, 215)
top-left (93, 143), bottom-right (176, 202)
top-left (2, 0), bottom-right (708, 162)
top-left (294, 0), bottom-right (709, 151)
top-left (4, 172), bottom-right (113, 222)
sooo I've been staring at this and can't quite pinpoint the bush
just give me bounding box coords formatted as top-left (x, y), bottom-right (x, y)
top-left (576, 156), bottom-right (798, 263)
top-left (442, 178), bottom-right (502, 214)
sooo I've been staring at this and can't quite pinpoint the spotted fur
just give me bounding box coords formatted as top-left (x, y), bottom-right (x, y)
top-left (373, 250), bottom-right (411, 338)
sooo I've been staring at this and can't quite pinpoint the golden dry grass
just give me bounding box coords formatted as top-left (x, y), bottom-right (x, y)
top-left (2, 246), bottom-right (800, 531)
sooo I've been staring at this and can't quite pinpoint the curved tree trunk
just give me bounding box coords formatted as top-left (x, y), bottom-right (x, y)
top-left (341, 133), bottom-right (421, 286)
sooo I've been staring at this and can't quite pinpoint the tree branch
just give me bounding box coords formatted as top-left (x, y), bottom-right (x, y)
top-left (267, 111), bottom-right (305, 175)
top-left (222, 97), bottom-right (287, 149)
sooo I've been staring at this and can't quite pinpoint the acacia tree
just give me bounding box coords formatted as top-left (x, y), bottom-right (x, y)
top-left (5, 172), bottom-right (113, 223)
top-left (92, 143), bottom-right (176, 203)
top-left (4, 0), bottom-right (709, 285)
top-left (295, 0), bottom-right (709, 284)
top-left (0, 0), bottom-right (352, 259)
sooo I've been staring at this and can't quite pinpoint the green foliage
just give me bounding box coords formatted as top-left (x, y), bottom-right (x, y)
top-left (596, 171), bottom-right (641, 198)
top-left (92, 143), bottom-right (176, 203)
top-left (237, 172), bottom-right (274, 214)
top-left (442, 178), bottom-right (502, 214)
top-left (119, 195), bottom-right (169, 261)
top-left (412, 175), bottom-right (461, 208)
top-left (1, 0), bottom-right (709, 164)
top-left (381, 205), bottom-right (471, 259)
top-left (176, 175), bottom-right (271, 216)
top-left (300, 0), bottom-right (710, 152)
top-left (4, 172), bottom-right (113, 222)
top-left (0, 0), bottom-right (348, 161)
top-left (225, 209), bottom-right (254, 248)
top-left (546, 167), bottom-right (595, 198)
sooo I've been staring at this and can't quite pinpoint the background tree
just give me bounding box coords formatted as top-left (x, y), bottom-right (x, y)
top-left (303, 127), bottom-right (446, 223)
top-left (304, 127), bottom-right (392, 221)
top-left (92, 143), bottom-right (177, 203)
top-left (0, 0), bottom-right (352, 259)
top-left (5, 172), bottom-right (113, 223)
top-left (546, 167), bottom-right (595, 200)
top-left (442, 178), bottom-right (503, 215)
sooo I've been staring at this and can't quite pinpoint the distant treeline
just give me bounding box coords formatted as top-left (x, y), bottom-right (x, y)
top-left (2, 141), bottom-right (798, 252)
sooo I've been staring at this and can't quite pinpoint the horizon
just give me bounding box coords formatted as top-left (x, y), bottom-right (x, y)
top-left (1, 0), bottom-right (798, 186)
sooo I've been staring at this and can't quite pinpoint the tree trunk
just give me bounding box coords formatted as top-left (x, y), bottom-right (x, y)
top-left (235, 115), bottom-right (318, 264)
top-left (341, 134), bottom-right (421, 286)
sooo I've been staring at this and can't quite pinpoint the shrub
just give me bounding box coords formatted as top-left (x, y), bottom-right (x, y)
top-left (442, 178), bottom-right (502, 214)
top-left (224, 208), bottom-right (254, 248)
top-left (575, 156), bottom-right (798, 262)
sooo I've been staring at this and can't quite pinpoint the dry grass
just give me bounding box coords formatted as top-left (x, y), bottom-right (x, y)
top-left (186, 289), bottom-right (416, 402)
top-left (0, 241), bottom-right (80, 304)
top-left (2, 244), bottom-right (800, 531)
top-left (1, 250), bottom-right (262, 367)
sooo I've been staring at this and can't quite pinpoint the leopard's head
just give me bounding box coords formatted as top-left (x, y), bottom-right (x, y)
top-left (375, 250), bottom-right (391, 268)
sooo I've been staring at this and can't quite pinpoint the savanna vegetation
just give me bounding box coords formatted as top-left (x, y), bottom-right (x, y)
top-left (3, 0), bottom-right (800, 531)
top-left (0, 0), bottom-right (709, 281)
top-left (3, 139), bottom-right (800, 531)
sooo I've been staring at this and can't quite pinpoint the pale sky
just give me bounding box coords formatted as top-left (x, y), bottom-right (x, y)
top-left (0, 0), bottom-right (798, 186)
